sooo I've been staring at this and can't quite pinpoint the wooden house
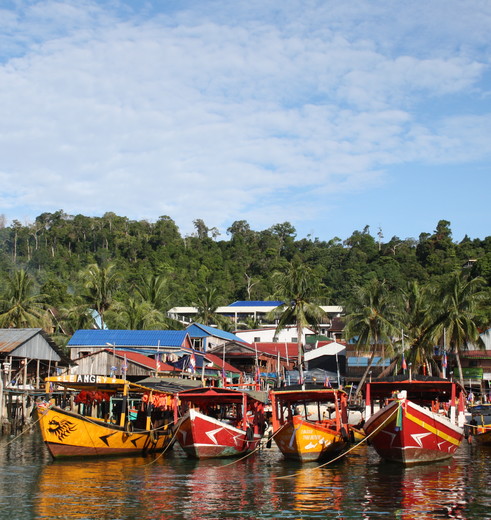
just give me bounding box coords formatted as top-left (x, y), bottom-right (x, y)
top-left (0, 328), bottom-right (70, 390)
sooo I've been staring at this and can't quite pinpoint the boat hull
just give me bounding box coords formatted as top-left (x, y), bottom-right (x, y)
top-left (176, 408), bottom-right (261, 459)
top-left (469, 425), bottom-right (491, 445)
top-left (363, 399), bottom-right (463, 464)
top-left (37, 404), bottom-right (173, 458)
top-left (274, 415), bottom-right (348, 462)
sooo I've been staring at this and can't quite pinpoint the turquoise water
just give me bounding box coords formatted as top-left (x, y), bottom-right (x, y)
top-left (0, 432), bottom-right (490, 519)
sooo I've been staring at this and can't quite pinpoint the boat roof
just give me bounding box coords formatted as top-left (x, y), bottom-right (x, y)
top-left (270, 385), bottom-right (346, 403)
top-left (177, 386), bottom-right (268, 404)
top-left (44, 374), bottom-right (173, 395)
top-left (364, 375), bottom-right (459, 399)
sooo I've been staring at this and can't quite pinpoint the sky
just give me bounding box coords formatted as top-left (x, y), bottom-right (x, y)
top-left (1, 0), bottom-right (490, 243)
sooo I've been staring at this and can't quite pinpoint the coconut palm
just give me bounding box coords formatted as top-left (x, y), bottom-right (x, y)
top-left (193, 286), bottom-right (232, 330)
top-left (428, 272), bottom-right (487, 387)
top-left (79, 263), bottom-right (120, 330)
top-left (399, 280), bottom-right (439, 375)
top-left (270, 260), bottom-right (326, 382)
top-left (343, 278), bottom-right (400, 397)
top-left (108, 298), bottom-right (166, 330)
top-left (0, 269), bottom-right (50, 328)
top-left (135, 273), bottom-right (169, 310)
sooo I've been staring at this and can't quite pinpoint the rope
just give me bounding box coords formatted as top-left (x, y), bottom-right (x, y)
top-left (139, 419), bottom-right (180, 466)
top-left (218, 427), bottom-right (284, 468)
top-left (0, 403), bottom-right (53, 448)
top-left (273, 401), bottom-right (402, 480)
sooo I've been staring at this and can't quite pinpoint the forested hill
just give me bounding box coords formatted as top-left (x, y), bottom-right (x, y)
top-left (0, 211), bottom-right (489, 335)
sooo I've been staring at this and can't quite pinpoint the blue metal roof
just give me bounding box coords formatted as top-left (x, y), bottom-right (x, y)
top-left (68, 329), bottom-right (189, 347)
top-left (228, 301), bottom-right (283, 307)
top-left (186, 323), bottom-right (247, 343)
top-left (347, 356), bottom-right (391, 367)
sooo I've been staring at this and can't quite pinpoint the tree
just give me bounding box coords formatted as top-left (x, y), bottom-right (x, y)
top-left (343, 279), bottom-right (400, 397)
top-left (0, 269), bottom-right (50, 328)
top-left (79, 263), bottom-right (120, 330)
top-left (270, 260), bottom-right (326, 382)
top-left (428, 272), bottom-right (488, 387)
top-left (399, 281), bottom-right (437, 375)
top-left (108, 298), bottom-right (166, 330)
top-left (193, 286), bottom-right (231, 330)
top-left (135, 273), bottom-right (170, 310)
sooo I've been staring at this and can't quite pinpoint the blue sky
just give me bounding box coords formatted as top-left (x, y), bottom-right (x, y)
top-left (1, 0), bottom-right (490, 242)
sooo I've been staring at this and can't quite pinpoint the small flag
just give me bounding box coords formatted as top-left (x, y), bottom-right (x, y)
top-left (189, 352), bottom-right (196, 373)
top-left (156, 353), bottom-right (161, 372)
top-left (324, 376), bottom-right (331, 388)
top-left (401, 354), bottom-right (407, 371)
top-left (121, 355), bottom-right (128, 372)
top-left (442, 351), bottom-right (447, 368)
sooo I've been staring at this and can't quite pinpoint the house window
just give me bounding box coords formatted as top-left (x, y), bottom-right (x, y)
top-left (254, 337), bottom-right (261, 342)
top-left (292, 337), bottom-right (298, 343)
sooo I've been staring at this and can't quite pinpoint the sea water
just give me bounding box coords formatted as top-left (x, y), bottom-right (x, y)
top-left (0, 431), bottom-right (490, 519)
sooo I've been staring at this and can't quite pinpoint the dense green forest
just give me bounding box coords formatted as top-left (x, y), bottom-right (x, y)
top-left (0, 211), bottom-right (490, 350)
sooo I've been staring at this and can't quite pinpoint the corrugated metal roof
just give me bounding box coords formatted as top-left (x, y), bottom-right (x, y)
top-left (347, 356), bottom-right (390, 367)
top-left (186, 323), bottom-right (248, 343)
top-left (228, 300), bottom-right (283, 307)
top-left (68, 329), bottom-right (189, 347)
top-left (304, 342), bottom-right (346, 361)
top-left (0, 328), bottom-right (42, 353)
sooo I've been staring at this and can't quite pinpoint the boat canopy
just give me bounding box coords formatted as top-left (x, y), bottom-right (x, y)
top-left (177, 386), bottom-right (268, 404)
top-left (44, 374), bottom-right (172, 395)
top-left (364, 375), bottom-right (460, 401)
top-left (270, 387), bottom-right (346, 403)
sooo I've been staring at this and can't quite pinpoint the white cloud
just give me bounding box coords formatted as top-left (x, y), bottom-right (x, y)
top-left (0, 0), bottom-right (490, 238)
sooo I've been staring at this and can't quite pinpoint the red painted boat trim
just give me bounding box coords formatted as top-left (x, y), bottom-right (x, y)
top-left (364, 399), bottom-right (464, 464)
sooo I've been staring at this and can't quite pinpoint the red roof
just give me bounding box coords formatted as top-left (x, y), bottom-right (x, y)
top-left (252, 342), bottom-right (300, 359)
top-left (204, 352), bottom-right (241, 373)
top-left (112, 349), bottom-right (180, 372)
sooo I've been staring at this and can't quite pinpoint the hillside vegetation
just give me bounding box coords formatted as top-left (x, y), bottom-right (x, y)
top-left (0, 212), bottom-right (489, 348)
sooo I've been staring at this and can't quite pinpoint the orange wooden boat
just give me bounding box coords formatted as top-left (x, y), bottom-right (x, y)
top-left (269, 385), bottom-right (350, 462)
top-left (466, 404), bottom-right (491, 445)
top-left (37, 374), bottom-right (175, 458)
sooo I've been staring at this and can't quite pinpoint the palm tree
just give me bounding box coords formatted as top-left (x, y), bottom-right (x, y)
top-left (343, 278), bottom-right (400, 397)
top-left (58, 298), bottom-right (97, 334)
top-left (109, 298), bottom-right (166, 330)
top-left (79, 263), bottom-right (120, 330)
top-left (193, 286), bottom-right (232, 330)
top-left (135, 273), bottom-right (169, 310)
top-left (399, 280), bottom-right (439, 375)
top-left (0, 269), bottom-right (50, 328)
top-left (428, 272), bottom-right (487, 387)
top-left (270, 260), bottom-right (326, 382)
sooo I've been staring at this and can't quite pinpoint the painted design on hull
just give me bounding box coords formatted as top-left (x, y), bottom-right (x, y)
top-left (37, 375), bottom-right (175, 459)
top-left (47, 417), bottom-right (77, 441)
top-left (270, 386), bottom-right (351, 463)
top-left (177, 409), bottom-right (260, 459)
top-left (174, 386), bottom-right (266, 460)
top-left (362, 377), bottom-right (465, 465)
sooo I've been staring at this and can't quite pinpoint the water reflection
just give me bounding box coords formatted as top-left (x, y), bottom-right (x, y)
top-left (360, 460), bottom-right (466, 519)
top-left (2, 435), bottom-right (491, 519)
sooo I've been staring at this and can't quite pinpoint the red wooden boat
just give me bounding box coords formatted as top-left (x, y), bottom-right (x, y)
top-left (362, 376), bottom-right (466, 464)
top-left (174, 387), bottom-right (267, 459)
